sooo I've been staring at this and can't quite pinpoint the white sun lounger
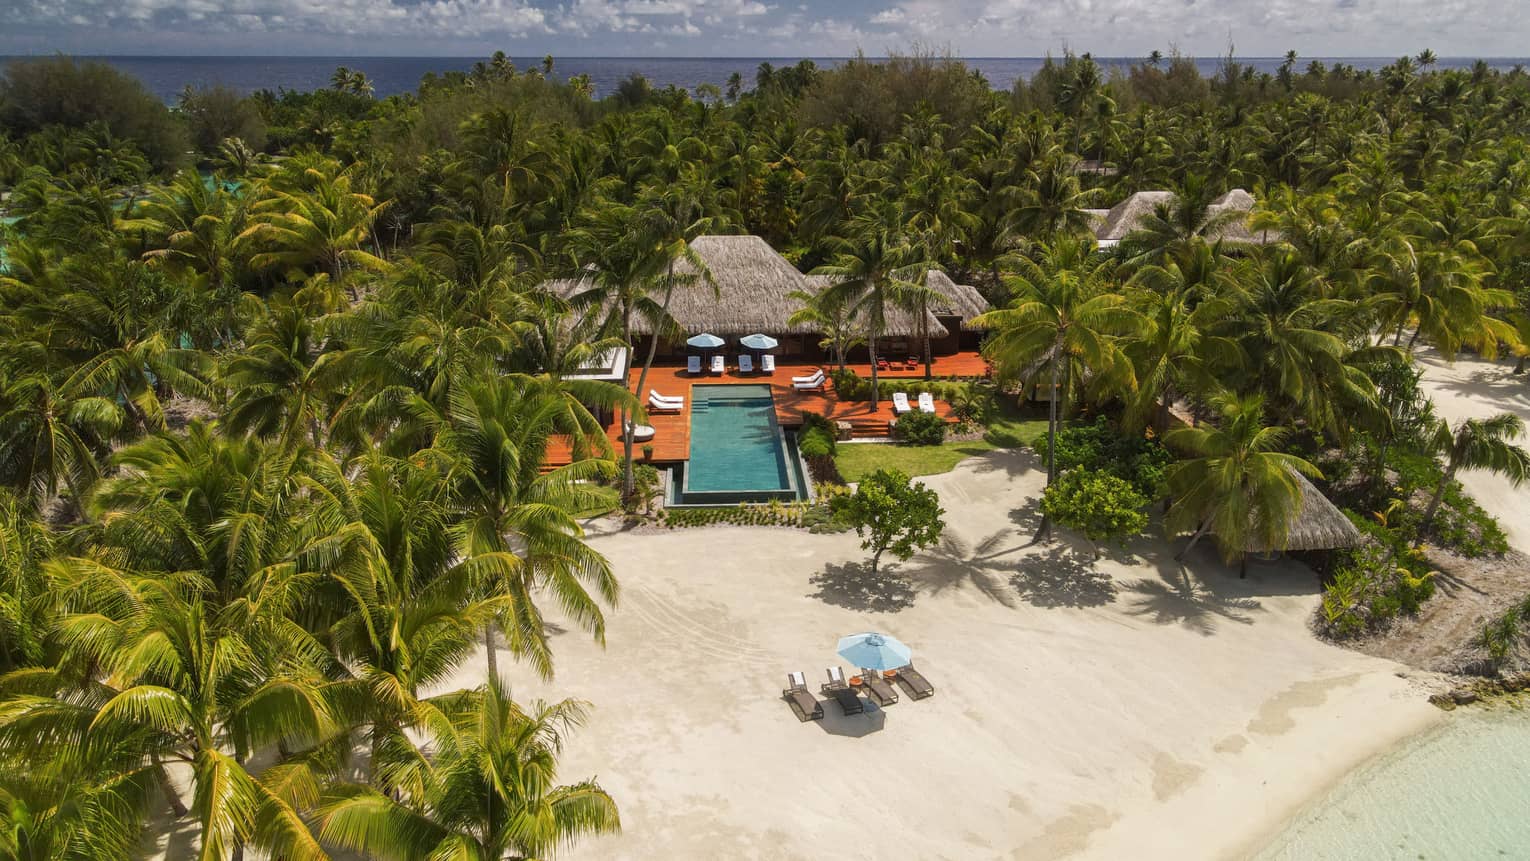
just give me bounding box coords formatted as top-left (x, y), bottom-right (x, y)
top-left (918, 392), bottom-right (936, 413)
top-left (761, 355), bottom-right (776, 374)
top-left (739, 354), bottom-right (754, 374)
top-left (792, 370), bottom-right (825, 391)
top-left (710, 355), bottom-right (725, 375)
top-left (648, 390), bottom-right (684, 412)
top-left (687, 355), bottom-right (702, 375)
top-left (892, 392), bottom-right (913, 414)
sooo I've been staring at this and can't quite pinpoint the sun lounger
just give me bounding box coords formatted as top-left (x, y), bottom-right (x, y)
top-left (739, 354), bottom-right (754, 375)
top-left (892, 664), bottom-right (934, 700)
top-left (761, 354), bottom-right (776, 374)
top-left (792, 370), bottom-right (826, 391)
top-left (648, 390), bottom-right (684, 412)
top-left (892, 392), bottom-right (913, 414)
top-left (687, 355), bottom-right (702, 375)
top-left (821, 669), bottom-right (864, 715)
top-left (709, 355), bottom-right (725, 375)
top-left (782, 671), bottom-right (824, 722)
top-left (918, 392), bottom-right (936, 414)
top-left (857, 671), bottom-right (899, 706)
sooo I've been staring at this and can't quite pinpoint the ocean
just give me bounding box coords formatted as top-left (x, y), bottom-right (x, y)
top-left (1257, 706), bottom-right (1530, 859)
top-left (2, 55), bottom-right (1528, 102)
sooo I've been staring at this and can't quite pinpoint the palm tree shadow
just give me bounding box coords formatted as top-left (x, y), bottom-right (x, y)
top-left (1009, 544), bottom-right (1118, 608)
top-left (902, 531), bottom-right (1022, 609)
top-left (1121, 563), bottom-right (1262, 636)
top-left (808, 560), bottom-right (916, 612)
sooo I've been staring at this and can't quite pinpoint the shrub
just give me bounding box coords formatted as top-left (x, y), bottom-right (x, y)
top-left (893, 410), bottom-right (947, 446)
top-left (1041, 468), bottom-right (1150, 553)
top-left (1036, 416), bottom-right (1171, 498)
top-left (835, 469), bottom-right (945, 573)
top-left (1317, 512), bottom-right (1439, 639)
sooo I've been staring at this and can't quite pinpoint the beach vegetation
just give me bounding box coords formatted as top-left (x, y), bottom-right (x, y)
top-left (835, 468), bottom-right (946, 573)
top-left (1041, 467), bottom-right (1151, 555)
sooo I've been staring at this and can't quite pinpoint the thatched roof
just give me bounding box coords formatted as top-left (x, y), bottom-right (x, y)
top-left (1096, 191), bottom-right (1175, 241)
top-left (803, 274), bottom-right (949, 338)
top-left (1204, 189), bottom-right (1282, 245)
top-left (1242, 470), bottom-right (1363, 553)
top-left (924, 270), bottom-right (991, 331)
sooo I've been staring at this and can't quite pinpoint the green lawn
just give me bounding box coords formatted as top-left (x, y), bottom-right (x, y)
top-left (832, 397), bottom-right (1049, 483)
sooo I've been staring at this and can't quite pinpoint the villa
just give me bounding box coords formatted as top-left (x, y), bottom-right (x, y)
top-left (544, 235), bottom-right (993, 499)
top-left (1087, 187), bottom-right (1281, 249)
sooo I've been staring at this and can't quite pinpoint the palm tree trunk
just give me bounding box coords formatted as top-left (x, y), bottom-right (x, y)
top-left (868, 333), bottom-right (880, 405)
top-left (1418, 465), bottom-right (1455, 536)
top-left (484, 624), bottom-right (498, 677)
top-left (1034, 349), bottom-right (1063, 544)
top-left (619, 306), bottom-right (636, 504)
top-left (921, 298), bottom-right (933, 381)
top-left (1175, 519), bottom-right (1213, 561)
top-left (626, 266), bottom-right (677, 501)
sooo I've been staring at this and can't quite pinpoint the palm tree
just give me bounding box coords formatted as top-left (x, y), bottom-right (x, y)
top-left (1164, 393), bottom-right (1322, 575)
top-left (239, 167), bottom-right (389, 289)
top-left (442, 375), bottom-right (625, 679)
top-left (971, 239), bottom-right (1140, 541)
top-left (221, 296), bottom-right (338, 453)
top-left (0, 372), bottom-right (120, 510)
top-left (318, 675), bottom-right (619, 860)
top-left (813, 206), bottom-right (933, 405)
top-left (788, 286), bottom-right (862, 371)
top-left (1013, 156), bottom-right (1100, 243)
top-left (1418, 413), bottom-right (1530, 535)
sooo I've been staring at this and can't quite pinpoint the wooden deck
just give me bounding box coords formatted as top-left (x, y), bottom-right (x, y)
top-left (545, 352), bottom-right (979, 468)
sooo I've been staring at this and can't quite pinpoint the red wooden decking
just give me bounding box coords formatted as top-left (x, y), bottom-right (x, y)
top-left (544, 352), bottom-right (982, 468)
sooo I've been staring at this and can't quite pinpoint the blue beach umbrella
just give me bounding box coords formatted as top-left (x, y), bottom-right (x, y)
top-left (836, 632), bottom-right (912, 672)
top-left (739, 333), bottom-right (779, 351)
top-left (686, 332), bottom-right (725, 350)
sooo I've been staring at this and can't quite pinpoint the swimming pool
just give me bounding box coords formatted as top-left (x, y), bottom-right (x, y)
top-left (672, 384), bottom-right (807, 505)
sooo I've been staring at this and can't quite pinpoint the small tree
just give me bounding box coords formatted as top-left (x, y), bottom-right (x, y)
top-left (837, 469), bottom-right (945, 573)
top-left (1419, 413), bottom-right (1530, 536)
top-left (1041, 467), bottom-right (1150, 557)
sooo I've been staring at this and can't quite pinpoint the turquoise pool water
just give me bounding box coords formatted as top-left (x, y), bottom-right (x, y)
top-left (1257, 706), bottom-right (1530, 859)
top-left (686, 385), bottom-right (792, 494)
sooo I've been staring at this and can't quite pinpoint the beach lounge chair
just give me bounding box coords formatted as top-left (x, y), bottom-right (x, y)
top-left (648, 390), bottom-right (684, 412)
top-left (918, 392), bottom-right (936, 414)
top-left (761, 354), bottom-right (776, 374)
top-left (792, 369), bottom-right (826, 391)
top-left (709, 355), bottom-right (725, 375)
top-left (687, 355), bottom-right (702, 375)
top-left (782, 671), bottom-right (824, 722)
top-left (892, 392), bottom-right (913, 414)
top-left (821, 667), bottom-right (864, 715)
top-left (738, 354), bottom-right (754, 375)
top-left (892, 664), bottom-right (935, 700)
top-left (857, 671), bottom-right (900, 707)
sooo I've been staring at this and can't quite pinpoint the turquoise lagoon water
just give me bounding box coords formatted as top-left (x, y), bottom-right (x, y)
top-left (685, 384), bottom-right (791, 494)
top-left (1257, 706), bottom-right (1530, 859)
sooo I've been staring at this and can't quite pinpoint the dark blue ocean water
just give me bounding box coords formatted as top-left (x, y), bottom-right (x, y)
top-left (3, 55), bottom-right (1527, 102)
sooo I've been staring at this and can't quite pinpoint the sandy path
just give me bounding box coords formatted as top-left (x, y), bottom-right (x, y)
top-left (430, 449), bottom-right (1439, 860)
top-left (1414, 349), bottom-right (1530, 552)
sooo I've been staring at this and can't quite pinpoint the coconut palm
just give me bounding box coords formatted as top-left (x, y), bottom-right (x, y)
top-left (1418, 413), bottom-right (1530, 535)
top-left (239, 168), bottom-right (389, 287)
top-left (1164, 393), bottom-right (1322, 574)
top-left (0, 371), bottom-right (121, 510)
top-left (318, 675), bottom-right (619, 861)
top-left (1012, 156), bottom-right (1100, 242)
top-left (222, 296), bottom-right (340, 453)
top-left (813, 205), bottom-right (934, 404)
top-left (971, 238), bottom-right (1140, 541)
top-left (442, 374), bottom-right (624, 680)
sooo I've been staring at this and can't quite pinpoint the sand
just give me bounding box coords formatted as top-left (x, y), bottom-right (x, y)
top-left (1414, 349), bottom-right (1530, 552)
top-left (429, 449), bottom-right (1441, 860)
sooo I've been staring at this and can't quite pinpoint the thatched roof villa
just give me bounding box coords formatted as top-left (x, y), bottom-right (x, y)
top-left (1210, 470), bottom-right (1363, 554)
top-left (1091, 188), bottom-right (1281, 249)
top-left (552, 235), bottom-right (990, 366)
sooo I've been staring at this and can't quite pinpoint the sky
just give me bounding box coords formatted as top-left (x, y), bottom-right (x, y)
top-left (4, 0), bottom-right (1527, 58)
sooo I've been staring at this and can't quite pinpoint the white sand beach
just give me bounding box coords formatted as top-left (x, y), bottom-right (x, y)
top-left (431, 449), bottom-right (1442, 860)
top-left (1415, 349), bottom-right (1530, 552)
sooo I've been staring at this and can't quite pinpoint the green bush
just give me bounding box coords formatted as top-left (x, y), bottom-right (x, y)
top-left (1318, 512), bottom-right (1438, 639)
top-left (893, 410), bottom-right (947, 446)
top-left (1041, 468), bottom-right (1150, 550)
top-left (1036, 416), bottom-right (1171, 498)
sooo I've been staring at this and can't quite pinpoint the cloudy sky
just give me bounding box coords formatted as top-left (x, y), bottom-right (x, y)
top-left (4, 0), bottom-right (1525, 58)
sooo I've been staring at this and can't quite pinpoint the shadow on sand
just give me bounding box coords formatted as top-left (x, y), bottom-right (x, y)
top-left (808, 561), bottom-right (917, 612)
top-left (817, 700), bottom-right (888, 737)
top-left (1009, 544), bottom-right (1118, 609)
top-left (901, 531), bottom-right (1024, 609)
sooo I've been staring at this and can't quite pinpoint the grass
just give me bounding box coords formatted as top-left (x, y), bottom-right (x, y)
top-left (832, 395), bottom-right (1050, 482)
